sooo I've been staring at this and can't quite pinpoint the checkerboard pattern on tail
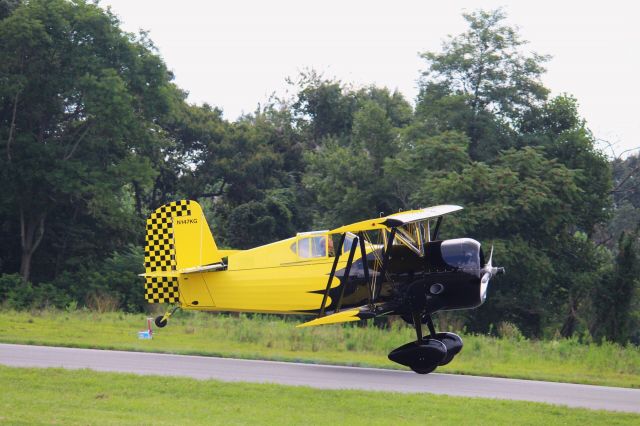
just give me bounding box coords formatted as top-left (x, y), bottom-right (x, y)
top-left (143, 200), bottom-right (192, 303)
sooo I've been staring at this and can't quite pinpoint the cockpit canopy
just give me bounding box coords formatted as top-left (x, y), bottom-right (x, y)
top-left (426, 238), bottom-right (483, 275)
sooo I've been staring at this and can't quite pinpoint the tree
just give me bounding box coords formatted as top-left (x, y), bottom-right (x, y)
top-left (356, 86), bottom-right (412, 129)
top-left (384, 131), bottom-right (470, 209)
top-left (0, 0), bottom-right (174, 281)
top-left (593, 231), bottom-right (640, 344)
top-left (157, 101), bottom-right (228, 207)
top-left (613, 154), bottom-right (640, 208)
top-left (177, 102), bottom-right (312, 248)
top-left (303, 137), bottom-right (383, 227)
top-left (291, 71), bottom-right (357, 146)
top-left (0, 0), bottom-right (20, 20)
top-left (419, 9), bottom-right (549, 158)
top-left (520, 95), bottom-right (612, 232)
top-left (352, 100), bottom-right (397, 174)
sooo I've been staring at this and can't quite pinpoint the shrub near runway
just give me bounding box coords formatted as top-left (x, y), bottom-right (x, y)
top-left (1, 366), bottom-right (639, 425)
top-left (0, 309), bottom-right (638, 388)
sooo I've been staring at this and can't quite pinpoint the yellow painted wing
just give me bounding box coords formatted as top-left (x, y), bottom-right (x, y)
top-left (328, 205), bottom-right (463, 234)
top-left (296, 309), bottom-right (363, 328)
top-left (296, 303), bottom-right (382, 328)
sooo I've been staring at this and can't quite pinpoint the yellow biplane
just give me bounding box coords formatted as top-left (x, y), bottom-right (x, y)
top-left (142, 200), bottom-right (503, 374)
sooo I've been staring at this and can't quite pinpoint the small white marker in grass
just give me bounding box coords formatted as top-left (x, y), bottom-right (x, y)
top-left (138, 317), bottom-right (153, 339)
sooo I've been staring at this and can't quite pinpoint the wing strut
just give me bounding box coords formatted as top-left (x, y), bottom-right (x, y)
top-left (319, 233), bottom-right (346, 317)
top-left (431, 216), bottom-right (443, 241)
top-left (336, 235), bottom-right (359, 312)
top-left (374, 228), bottom-right (396, 302)
top-left (358, 232), bottom-right (372, 305)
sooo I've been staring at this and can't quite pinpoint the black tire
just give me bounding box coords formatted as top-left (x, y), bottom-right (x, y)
top-left (410, 364), bottom-right (438, 374)
top-left (155, 315), bottom-right (168, 328)
top-left (438, 349), bottom-right (455, 366)
top-left (388, 339), bottom-right (446, 375)
top-left (435, 332), bottom-right (464, 366)
top-left (409, 338), bottom-right (446, 374)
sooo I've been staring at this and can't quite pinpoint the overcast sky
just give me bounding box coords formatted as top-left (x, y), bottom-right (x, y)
top-left (101, 0), bottom-right (639, 157)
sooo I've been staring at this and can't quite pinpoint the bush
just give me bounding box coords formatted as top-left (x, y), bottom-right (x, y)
top-left (51, 245), bottom-right (145, 312)
top-left (0, 245), bottom-right (145, 312)
top-left (85, 291), bottom-right (120, 313)
top-left (0, 273), bottom-right (23, 303)
top-left (497, 321), bottom-right (526, 342)
top-left (0, 274), bottom-right (72, 310)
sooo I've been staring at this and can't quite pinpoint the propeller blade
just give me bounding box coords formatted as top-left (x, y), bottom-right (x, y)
top-left (480, 272), bottom-right (491, 303)
top-left (483, 244), bottom-right (505, 281)
top-left (487, 245), bottom-right (494, 268)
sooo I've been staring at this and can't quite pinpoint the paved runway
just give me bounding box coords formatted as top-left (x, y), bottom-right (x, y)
top-left (1, 343), bottom-right (639, 413)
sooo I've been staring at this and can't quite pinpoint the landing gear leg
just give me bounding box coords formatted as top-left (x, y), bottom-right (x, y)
top-left (424, 315), bottom-right (463, 366)
top-left (155, 306), bottom-right (179, 328)
top-left (423, 313), bottom-right (464, 366)
top-left (425, 314), bottom-right (437, 337)
top-left (388, 311), bottom-right (447, 374)
top-left (412, 312), bottom-right (423, 341)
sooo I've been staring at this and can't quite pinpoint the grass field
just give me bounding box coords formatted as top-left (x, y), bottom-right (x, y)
top-left (0, 309), bottom-right (638, 388)
top-left (1, 366), bottom-right (638, 425)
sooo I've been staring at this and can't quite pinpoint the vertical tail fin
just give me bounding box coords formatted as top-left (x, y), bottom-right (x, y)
top-left (143, 200), bottom-right (219, 303)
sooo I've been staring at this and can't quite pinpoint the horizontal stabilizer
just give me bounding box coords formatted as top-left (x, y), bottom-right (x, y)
top-left (139, 271), bottom-right (179, 278)
top-left (180, 263), bottom-right (226, 274)
top-left (139, 262), bottom-right (226, 277)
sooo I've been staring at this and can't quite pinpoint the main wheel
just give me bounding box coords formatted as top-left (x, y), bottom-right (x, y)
top-left (389, 339), bottom-right (447, 374)
top-left (410, 363), bottom-right (439, 374)
top-left (435, 332), bottom-right (463, 366)
top-left (154, 315), bottom-right (168, 328)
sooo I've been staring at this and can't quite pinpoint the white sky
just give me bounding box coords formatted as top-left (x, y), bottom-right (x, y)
top-left (101, 0), bottom-right (640, 157)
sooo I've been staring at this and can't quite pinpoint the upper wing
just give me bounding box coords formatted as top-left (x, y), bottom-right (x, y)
top-left (328, 205), bottom-right (463, 235)
top-left (383, 205), bottom-right (462, 227)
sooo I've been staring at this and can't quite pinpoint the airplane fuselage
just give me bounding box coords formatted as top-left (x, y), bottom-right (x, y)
top-left (176, 234), bottom-right (486, 319)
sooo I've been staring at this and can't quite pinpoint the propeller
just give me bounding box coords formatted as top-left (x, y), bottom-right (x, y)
top-left (480, 246), bottom-right (505, 303)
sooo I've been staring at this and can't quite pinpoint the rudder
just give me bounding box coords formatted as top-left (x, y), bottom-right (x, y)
top-left (143, 200), bottom-right (219, 304)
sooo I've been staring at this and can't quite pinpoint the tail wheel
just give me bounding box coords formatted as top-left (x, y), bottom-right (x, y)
top-left (154, 315), bottom-right (168, 328)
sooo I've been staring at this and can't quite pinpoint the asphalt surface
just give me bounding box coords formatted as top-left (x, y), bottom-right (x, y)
top-left (1, 343), bottom-right (639, 413)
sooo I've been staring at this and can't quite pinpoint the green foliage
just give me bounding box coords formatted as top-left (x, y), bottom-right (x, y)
top-left (0, 273), bottom-right (71, 310)
top-left (0, 273), bottom-right (22, 304)
top-left (356, 86), bottom-right (413, 128)
top-left (0, 0), bottom-right (19, 20)
top-left (0, 0), bottom-right (174, 281)
top-left (218, 190), bottom-right (300, 249)
top-left (303, 138), bottom-right (382, 227)
top-left (0, 3), bottom-right (636, 345)
top-left (291, 71), bottom-right (357, 143)
top-left (594, 232), bottom-right (640, 344)
top-left (420, 8), bottom-right (549, 123)
top-left (608, 154), bottom-right (640, 250)
top-left (352, 100), bottom-right (398, 172)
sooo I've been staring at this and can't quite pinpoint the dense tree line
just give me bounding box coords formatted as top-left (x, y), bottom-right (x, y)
top-left (1, 1), bottom-right (638, 343)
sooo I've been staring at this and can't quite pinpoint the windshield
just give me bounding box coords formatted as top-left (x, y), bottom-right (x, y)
top-left (440, 238), bottom-right (481, 271)
top-left (297, 236), bottom-right (327, 258)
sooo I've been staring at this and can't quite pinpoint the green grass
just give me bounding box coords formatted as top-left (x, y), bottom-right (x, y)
top-left (0, 309), bottom-right (638, 388)
top-left (1, 366), bottom-right (638, 425)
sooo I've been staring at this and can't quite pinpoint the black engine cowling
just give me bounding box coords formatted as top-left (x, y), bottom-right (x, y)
top-left (412, 238), bottom-right (487, 312)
